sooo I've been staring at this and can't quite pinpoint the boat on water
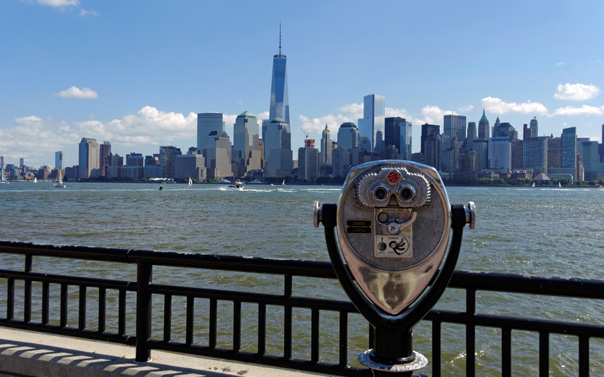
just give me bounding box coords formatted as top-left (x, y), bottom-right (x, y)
top-left (531, 182), bottom-right (535, 188)
top-left (226, 180), bottom-right (244, 190)
top-left (33, 177), bottom-right (37, 183)
top-left (54, 169), bottom-right (66, 188)
top-left (0, 166), bottom-right (7, 184)
top-left (218, 179), bottom-right (231, 184)
top-left (188, 177), bottom-right (192, 186)
top-left (559, 182), bottom-right (562, 188)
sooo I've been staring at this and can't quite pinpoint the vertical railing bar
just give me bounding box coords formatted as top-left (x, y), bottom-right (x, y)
top-left (539, 331), bottom-right (549, 377)
top-left (338, 311), bottom-right (348, 367)
top-left (283, 274), bottom-right (292, 360)
top-left (311, 308), bottom-right (319, 363)
top-left (7, 278), bottom-right (15, 320)
top-left (60, 283), bottom-right (67, 328)
top-left (163, 294), bottom-right (172, 342)
top-left (233, 300), bottom-right (241, 352)
top-left (432, 320), bottom-right (442, 377)
top-left (209, 298), bottom-right (217, 350)
top-left (284, 274), bottom-right (292, 298)
top-left (98, 287), bottom-right (106, 333)
top-left (78, 285), bottom-right (87, 331)
top-left (502, 327), bottom-right (511, 377)
top-left (118, 288), bottom-right (126, 336)
top-left (578, 335), bottom-right (589, 377)
top-left (284, 304), bottom-right (292, 360)
top-left (258, 303), bottom-right (266, 356)
top-left (466, 288), bottom-right (476, 377)
top-left (42, 281), bottom-right (49, 325)
top-left (24, 254), bottom-right (32, 323)
top-left (186, 295), bottom-right (194, 346)
top-left (135, 261), bottom-right (152, 362)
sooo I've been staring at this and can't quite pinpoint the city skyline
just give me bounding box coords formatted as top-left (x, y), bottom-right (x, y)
top-left (1, 1), bottom-right (604, 167)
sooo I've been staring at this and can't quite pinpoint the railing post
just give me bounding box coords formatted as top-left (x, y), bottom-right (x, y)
top-left (136, 260), bottom-right (152, 362)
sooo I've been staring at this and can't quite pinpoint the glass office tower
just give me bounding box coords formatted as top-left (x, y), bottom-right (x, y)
top-left (269, 28), bottom-right (289, 125)
top-left (358, 94), bottom-right (385, 153)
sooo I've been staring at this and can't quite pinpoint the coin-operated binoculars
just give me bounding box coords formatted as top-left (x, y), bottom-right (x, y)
top-left (313, 161), bottom-right (475, 376)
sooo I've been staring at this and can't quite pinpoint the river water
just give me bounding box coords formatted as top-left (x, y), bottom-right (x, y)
top-left (1, 181), bottom-right (603, 376)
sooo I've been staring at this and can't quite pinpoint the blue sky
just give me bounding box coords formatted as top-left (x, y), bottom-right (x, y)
top-left (1, 0), bottom-right (604, 167)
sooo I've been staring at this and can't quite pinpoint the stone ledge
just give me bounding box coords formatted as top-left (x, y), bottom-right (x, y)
top-left (0, 328), bottom-right (326, 377)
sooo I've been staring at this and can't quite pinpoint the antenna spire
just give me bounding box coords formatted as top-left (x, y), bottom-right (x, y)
top-left (279, 23), bottom-right (282, 55)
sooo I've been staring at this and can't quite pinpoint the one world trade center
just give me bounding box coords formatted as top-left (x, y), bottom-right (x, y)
top-left (269, 25), bottom-right (289, 125)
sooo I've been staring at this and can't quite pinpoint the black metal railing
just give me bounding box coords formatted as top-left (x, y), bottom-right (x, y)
top-left (0, 241), bottom-right (603, 377)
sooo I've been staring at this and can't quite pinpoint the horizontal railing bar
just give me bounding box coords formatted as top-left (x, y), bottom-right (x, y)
top-left (0, 270), bottom-right (134, 291)
top-left (427, 310), bottom-right (604, 337)
top-left (148, 284), bottom-right (357, 312)
top-left (450, 270), bottom-right (604, 299)
top-left (0, 241), bottom-right (337, 278)
top-left (0, 241), bottom-right (132, 263)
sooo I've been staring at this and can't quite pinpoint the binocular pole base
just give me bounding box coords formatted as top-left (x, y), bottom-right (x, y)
top-left (359, 349), bottom-right (427, 375)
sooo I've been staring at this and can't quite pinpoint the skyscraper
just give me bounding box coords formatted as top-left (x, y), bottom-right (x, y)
top-left (100, 141), bottom-right (111, 177)
top-left (159, 146), bottom-right (182, 179)
top-left (385, 117), bottom-right (412, 159)
top-left (561, 127), bottom-right (577, 170)
top-left (269, 25), bottom-right (289, 125)
top-left (488, 137), bottom-right (511, 172)
top-left (55, 151), bottom-right (63, 170)
top-left (78, 138), bottom-right (100, 179)
top-left (357, 94), bottom-right (385, 154)
top-left (234, 111), bottom-right (260, 177)
top-left (530, 117), bottom-right (539, 138)
top-left (523, 137), bottom-right (548, 174)
top-left (320, 125), bottom-right (332, 166)
top-left (197, 113), bottom-right (225, 157)
top-left (444, 115), bottom-right (466, 142)
top-left (298, 139), bottom-right (319, 182)
top-left (421, 124), bottom-right (440, 156)
top-left (465, 122), bottom-right (477, 150)
top-left (263, 118), bottom-right (292, 178)
top-left (337, 122), bottom-right (359, 150)
top-left (478, 110), bottom-right (490, 139)
top-left (577, 138), bottom-right (603, 181)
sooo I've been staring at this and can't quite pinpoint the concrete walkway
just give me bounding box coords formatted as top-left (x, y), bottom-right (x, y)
top-left (0, 328), bottom-right (328, 377)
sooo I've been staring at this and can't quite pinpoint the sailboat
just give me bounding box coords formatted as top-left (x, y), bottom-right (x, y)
top-left (0, 165), bottom-right (7, 184)
top-left (54, 169), bottom-right (66, 188)
top-left (188, 177), bottom-right (192, 186)
top-left (282, 179), bottom-right (285, 186)
top-left (531, 182), bottom-right (535, 188)
top-left (34, 177), bottom-right (37, 183)
top-left (558, 182), bottom-right (562, 188)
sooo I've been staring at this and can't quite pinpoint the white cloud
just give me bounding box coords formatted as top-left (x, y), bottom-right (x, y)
top-left (299, 102), bottom-right (364, 135)
top-left (481, 97), bottom-right (548, 115)
top-left (420, 105), bottom-right (457, 125)
top-left (457, 105), bottom-right (474, 113)
top-left (555, 62), bottom-right (566, 67)
top-left (55, 86), bottom-right (98, 99)
top-left (551, 105), bottom-right (604, 117)
top-left (79, 8), bottom-right (99, 17)
top-left (0, 116), bottom-right (80, 166)
top-left (35, 0), bottom-right (79, 7)
top-left (554, 83), bottom-right (601, 101)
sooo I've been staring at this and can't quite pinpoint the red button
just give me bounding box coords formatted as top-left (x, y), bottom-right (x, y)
top-left (387, 171), bottom-right (399, 184)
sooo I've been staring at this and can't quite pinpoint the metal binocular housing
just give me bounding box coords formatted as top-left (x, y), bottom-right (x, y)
top-left (314, 160), bottom-right (475, 375)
